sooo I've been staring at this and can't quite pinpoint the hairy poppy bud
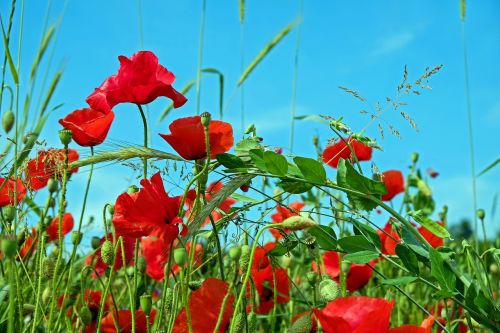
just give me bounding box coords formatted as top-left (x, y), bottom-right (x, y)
top-left (1, 236), bottom-right (17, 258)
top-left (140, 294), bottom-right (152, 315)
top-left (188, 280), bottom-right (203, 290)
top-left (47, 178), bottom-right (59, 193)
top-left (58, 129), bottom-right (73, 146)
top-left (2, 109), bottom-right (15, 133)
top-left (281, 215), bottom-right (316, 231)
top-left (164, 288), bottom-right (174, 315)
top-left (2, 205), bottom-right (16, 222)
top-left (289, 315), bottom-right (313, 333)
top-left (319, 278), bottom-right (339, 302)
top-left (306, 272), bottom-right (317, 285)
top-left (232, 313), bottom-right (245, 333)
top-left (411, 152), bottom-right (419, 163)
top-left (127, 185), bottom-right (139, 194)
top-left (137, 255), bottom-right (147, 274)
top-left (229, 246), bottom-right (241, 261)
top-left (174, 248), bottom-right (188, 267)
top-left (107, 204), bottom-right (115, 215)
top-left (239, 245), bottom-right (250, 272)
top-left (42, 258), bottom-right (55, 279)
top-left (101, 240), bottom-right (114, 265)
top-left (476, 208), bottom-right (485, 220)
top-left (71, 231), bottom-right (82, 245)
top-left (91, 236), bottom-right (101, 250)
top-left (79, 306), bottom-right (92, 325)
top-left (247, 311), bottom-right (257, 333)
top-left (200, 112), bottom-right (212, 127)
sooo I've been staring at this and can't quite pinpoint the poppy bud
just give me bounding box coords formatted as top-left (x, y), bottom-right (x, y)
top-left (245, 124), bottom-right (256, 135)
top-left (476, 208), bottom-right (485, 220)
top-left (2, 109), bottom-right (15, 133)
top-left (127, 185), bottom-right (139, 194)
top-left (289, 315), bottom-right (313, 333)
top-left (2, 205), bottom-right (16, 222)
top-left (200, 112), bottom-right (212, 127)
top-left (42, 287), bottom-right (51, 304)
top-left (58, 129), bottom-right (73, 146)
top-left (281, 216), bottom-right (316, 231)
top-left (280, 255), bottom-right (291, 268)
top-left (107, 204), bottom-right (115, 215)
top-left (79, 306), bottom-right (92, 326)
top-left (239, 245), bottom-right (250, 272)
top-left (164, 287), bottom-right (173, 315)
top-left (47, 178), bottom-right (59, 193)
top-left (232, 313), bottom-right (245, 333)
top-left (306, 272), bottom-right (317, 285)
top-left (411, 152), bottom-right (419, 163)
top-left (91, 236), bottom-right (101, 249)
top-left (42, 257), bottom-right (55, 279)
top-left (229, 246), bottom-right (241, 261)
top-left (319, 278), bottom-right (339, 302)
top-left (140, 294), bottom-right (152, 315)
top-left (71, 231), bottom-right (82, 245)
top-left (247, 311), bottom-right (257, 333)
top-left (137, 255), bottom-right (147, 274)
top-left (101, 240), bottom-right (114, 265)
top-left (490, 264), bottom-right (499, 275)
top-left (174, 248), bottom-right (188, 267)
top-left (188, 280), bottom-right (203, 290)
top-left (22, 304), bottom-right (35, 315)
top-left (1, 236), bottom-right (17, 258)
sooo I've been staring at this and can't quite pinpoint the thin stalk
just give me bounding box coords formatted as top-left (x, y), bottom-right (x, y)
top-left (195, 0), bottom-right (206, 115)
top-left (137, 104), bottom-right (149, 179)
top-left (179, 268), bottom-right (193, 333)
top-left (212, 282), bottom-right (234, 333)
top-left (95, 241), bottom-right (120, 333)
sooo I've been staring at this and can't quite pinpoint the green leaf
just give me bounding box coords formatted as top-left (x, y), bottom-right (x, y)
top-left (230, 193), bottom-right (259, 203)
top-left (409, 210), bottom-right (450, 239)
top-left (278, 180), bottom-right (313, 194)
top-left (248, 149), bottom-right (266, 170)
top-left (344, 250), bottom-right (379, 264)
top-left (395, 244), bottom-right (420, 275)
top-left (216, 153), bottom-right (246, 169)
top-left (352, 221), bottom-right (381, 250)
top-left (382, 276), bottom-right (418, 286)
top-left (267, 240), bottom-right (298, 256)
top-left (0, 19), bottom-right (19, 84)
top-left (429, 247), bottom-right (456, 291)
top-left (477, 157), bottom-right (499, 177)
top-left (263, 151), bottom-right (288, 176)
top-left (308, 225), bottom-right (337, 251)
top-left (338, 235), bottom-right (376, 253)
top-left (294, 156), bottom-right (326, 183)
top-left (235, 139), bottom-right (262, 160)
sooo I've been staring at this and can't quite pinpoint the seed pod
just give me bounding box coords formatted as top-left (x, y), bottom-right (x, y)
top-left (232, 312), bottom-right (245, 333)
top-left (58, 129), bottom-right (72, 146)
top-left (101, 240), bottom-right (114, 265)
top-left (79, 306), bottom-right (92, 325)
top-left (306, 272), bottom-right (317, 285)
top-left (239, 245), bottom-right (250, 272)
top-left (173, 248), bottom-right (188, 267)
top-left (71, 231), bottom-right (82, 245)
top-left (247, 311), bottom-right (257, 333)
top-left (140, 294), bottom-right (152, 315)
top-left (319, 278), bottom-right (339, 302)
top-left (1, 236), bottom-right (17, 258)
top-left (137, 256), bottom-right (147, 274)
top-left (200, 111), bottom-right (212, 127)
top-left (229, 246), bottom-right (242, 261)
top-left (42, 258), bottom-right (55, 279)
top-left (2, 109), bottom-right (15, 133)
top-left (47, 178), bottom-right (59, 193)
top-left (289, 315), bottom-right (313, 333)
top-left (3, 206), bottom-right (16, 222)
top-left (476, 208), bottom-right (485, 220)
top-left (188, 280), bottom-right (203, 290)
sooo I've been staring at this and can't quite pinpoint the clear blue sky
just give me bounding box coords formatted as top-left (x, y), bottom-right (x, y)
top-left (2, 1), bottom-right (499, 239)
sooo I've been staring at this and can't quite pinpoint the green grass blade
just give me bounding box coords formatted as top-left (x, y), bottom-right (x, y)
top-left (29, 24), bottom-right (55, 80)
top-left (0, 18), bottom-right (19, 84)
top-left (238, 0), bottom-right (245, 24)
top-left (202, 68), bottom-right (224, 119)
top-left (157, 80), bottom-right (195, 123)
top-left (460, 0), bottom-right (466, 21)
top-left (39, 70), bottom-right (62, 116)
top-left (477, 158), bottom-right (499, 177)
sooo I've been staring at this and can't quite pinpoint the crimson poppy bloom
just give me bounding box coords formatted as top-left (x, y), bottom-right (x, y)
top-left (160, 116), bottom-right (234, 160)
top-left (173, 278), bottom-right (233, 333)
top-left (113, 172), bottom-right (186, 243)
top-left (313, 296), bottom-right (394, 333)
top-left (389, 316), bottom-right (434, 333)
top-left (0, 177), bottom-right (26, 207)
top-left (100, 309), bottom-right (156, 333)
top-left (25, 149), bottom-right (79, 190)
top-left (269, 201), bottom-right (305, 239)
top-left (418, 221), bottom-right (445, 248)
top-left (322, 138), bottom-right (372, 168)
top-left (45, 213), bottom-right (74, 242)
top-left (429, 301), bottom-right (468, 333)
top-left (18, 229), bottom-right (36, 259)
top-left (87, 51), bottom-right (187, 111)
top-left (81, 290), bottom-right (112, 333)
top-left (381, 170), bottom-right (405, 201)
top-left (59, 108), bottom-right (115, 147)
top-left (84, 233), bottom-right (135, 276)
top-left (312, 251), bottom-right (374, 292)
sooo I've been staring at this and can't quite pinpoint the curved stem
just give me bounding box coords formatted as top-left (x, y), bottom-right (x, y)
top-left (137, 104), bottom-right (148, 179)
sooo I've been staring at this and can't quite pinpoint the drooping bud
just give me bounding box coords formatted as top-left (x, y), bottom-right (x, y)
top-left (42, 257), bottom-right (55, 279)
top-left (239, 245), bottom-right (250, 272)
top-left (101, 240), bottom-right (114, 265)
top-left (140, 294), bottom-right (152, 315)
top-left (319, 278), bottom-right (339, 302)
top-left (306, 272), bottom-right (317, 285)
top-left (79, 306), bottom-right (93, 325)
top-left (281, 215), bottom-right (316, 231)
top-left (71, 231), bottom-right (82, 245)
top-left (91, 236), bottom-right (101, 250)
top-left (229, 246), bottom-right (242, 261)
top-left (107, 204), bottom-right (115, 215)
top-left (58, 129), bottom-right (73, 146)
top-left (127, 185), bottom-right (139, 194)
top-left (289, 314), bottom-right (313, 333)
top-left (2, 109), bottom-right (15, 133)
top-left (200, 112), bottom-right (212, 127)
top-left (2, 205), bottom-right (16, 222)
top-left (137, 256), bottom-right (147, 274)
top-left (188, 280), bottom-right (203, 290)
top-left (173, 248), bottom-right (188, 267)
top-left (411, 152), bottom-right (419, 164)
top-left (1, 236), bottom-right (17, 258)
top-left (47, 178), bottom-right (59, 193)
top-left (476, 208), bottom-right (485, 220)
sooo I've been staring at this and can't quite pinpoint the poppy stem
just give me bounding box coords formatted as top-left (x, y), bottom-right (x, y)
top-left (137, 104), bottom-right (148, 179)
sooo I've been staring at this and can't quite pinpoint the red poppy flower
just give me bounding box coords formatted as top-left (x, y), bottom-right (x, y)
top-left (429, 301), bottom-right (468, 333)
top-left (381, 170), bottom-right (405, 201)
top-left (59, 108), bottom-right (115, 147)
top-left (0, 178), bottom-right (26, 207)
top-left (84, 233), bottom-right (135, 276)
top-left (18, 229), bottom-right (36, 259)
top-left (312, 251), bottom-right (374, 292)
top-left (113, 172), bottom-right (186, 243)
top-left (185, 180), bottom-right (237, 227)
top-left (86, 51), bottom-right (187, 111)
top-left (100, 309), bottom-right (155, 333)
top-left (25, 149), bottom-right (79, 190)
top-left (313, 296), bottom-right (394, 333)
top-left (418, 221), bottom-right (445, 248)
top-left (45, 213), bottom-right (74, 242)
top-left (322, 138), bottom-right (372, 168)
top-left (269, 201), bottom-right (305, 239)
top-left (81, 290), bottom-right (112, 333)
top-left (173, 278), bottom-right (233, 333)
top-left (160, 116), bottom-right (234, 160)
top-left (389, 316), bottom-right (434, 333)
top-left (377, 221), bottom-right (401, 255)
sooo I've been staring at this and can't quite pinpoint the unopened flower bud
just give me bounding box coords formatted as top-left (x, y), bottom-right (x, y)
top-left (229, 246), bottom-right (242, 261)
top-left (476, 209), bottom-right (485, 220)
top-left (280, 255), bottom-right (291, 268)
top-left (2, 109), bottom-right (15, 133)
top-left (107, 204), bottom-right (115, 215)
top-left (2, 205), bottom-right (16, 222)
top-left (127, 185), bottom-right (139, 194)
top-left (281, 216), bottom-right (316, 231)
top-left (22, 304), bottom-right (35, 315)
top-left (239, 245), bottom-right (250, 271)
top-left (245, 124), bottom-right (256, 135)
top-left (137, 256), bottom-right (147, 274)
top-left (306, 272), bottom-right (317, 285)
top-left (79, 306), bottom-right (92, 325)
top-left (200, 112), bottom-right (212, 127)
top-left (174, 248), bottom-right (188, 267)
top-left (101, 240), bottom-right (114, 265)
top-left (58, 129), bottom-right (73, 146)
top-left (312, 135), bottom-right (319, 147)
top-left (188, 280), bottom-right (203, 290)
top-left (1, 236), bottom-right (17, 258)
top-left (411, 152), bottom-right (419, 164)
top-left (47, 178), bottom-right (59, 193)
top-left (289, 314), bottom-right (313, 333)
top-left (140, 294), bottom-right (152, 315)
top-left (42, 257), bottom-right (55, 279)
top-left (91, 236), bottom-right (101, 250)
top-left (71, 231), bottom-right (82, 245)
top-left (319, 278), bottom-right (339, 302)
top-left (42, 287), bottom-right (51, 304)
top-left (489, 264), bottom-right (499, 275)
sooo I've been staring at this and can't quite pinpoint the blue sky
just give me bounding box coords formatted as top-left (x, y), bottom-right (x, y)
top-left (1, 0), bottom-right (499, 239)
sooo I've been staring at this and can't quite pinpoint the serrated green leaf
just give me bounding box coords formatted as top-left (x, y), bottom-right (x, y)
top-left (294, 156), bottom-right (326, 183)
top-left (344, 250), bottom-right (379, 264)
